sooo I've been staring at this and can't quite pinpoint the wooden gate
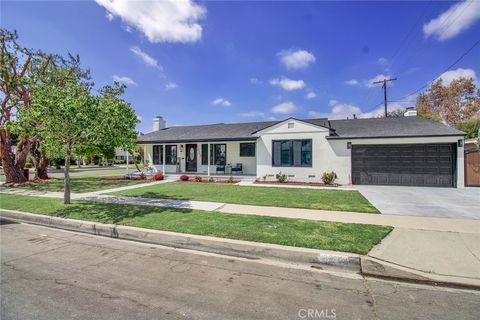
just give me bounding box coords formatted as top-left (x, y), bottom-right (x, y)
top-left (465, 149), bottom-right (480, 187)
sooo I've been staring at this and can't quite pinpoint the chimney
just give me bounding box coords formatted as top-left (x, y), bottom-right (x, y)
top-left (404, 107), bottom-right (417, 117)
top-left (152, 116), bottom-right (166, 131)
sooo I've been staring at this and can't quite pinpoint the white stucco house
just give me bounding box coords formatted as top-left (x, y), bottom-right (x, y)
top-left (138, 114), bottom-right (465, 188)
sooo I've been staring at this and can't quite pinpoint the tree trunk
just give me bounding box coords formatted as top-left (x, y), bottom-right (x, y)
top-left (64, 141), bottom-right (72, 204)
top-left (0, 129), bottom-right (28, 183)
top-left (77, 156), bottom-right (82, 168)
top-left (30, 137), bottom-right (49, 180)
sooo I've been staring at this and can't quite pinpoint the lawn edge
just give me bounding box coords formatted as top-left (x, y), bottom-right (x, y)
top-left (0, 208), bottom-right (361, 272)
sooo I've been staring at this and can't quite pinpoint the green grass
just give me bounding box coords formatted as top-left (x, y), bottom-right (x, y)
top-left (111, 182), bottom-right (379, 213)
top-left (0, 194), bottom-right (391, 254)
top-left (13, 175), bottom-right (147, 193)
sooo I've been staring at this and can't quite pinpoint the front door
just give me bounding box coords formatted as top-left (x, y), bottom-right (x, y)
top-left (186, 144), bottom-right (197, 172)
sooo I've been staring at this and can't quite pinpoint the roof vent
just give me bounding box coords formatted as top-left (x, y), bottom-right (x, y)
top-left (404, 108), bottom-right (417, 117)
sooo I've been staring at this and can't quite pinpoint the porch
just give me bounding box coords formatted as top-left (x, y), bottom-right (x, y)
top-left (141, 140), bottom-right (257, 177)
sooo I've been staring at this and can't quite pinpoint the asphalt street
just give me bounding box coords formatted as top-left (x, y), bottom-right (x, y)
top-left (1, 221), bottom-right (479, 320)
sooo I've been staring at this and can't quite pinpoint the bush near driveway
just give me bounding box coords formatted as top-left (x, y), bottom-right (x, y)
top-left (0, 193), bottom-right (391, 254)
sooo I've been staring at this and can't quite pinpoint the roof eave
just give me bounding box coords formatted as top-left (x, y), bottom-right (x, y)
top-left (326, 133), bottom-right (465, 140)
top-left (137, 137), bottom-right (258, 144)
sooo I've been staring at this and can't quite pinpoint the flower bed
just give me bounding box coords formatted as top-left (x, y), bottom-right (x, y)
top-left (254, 180), bottom-right (341, 187)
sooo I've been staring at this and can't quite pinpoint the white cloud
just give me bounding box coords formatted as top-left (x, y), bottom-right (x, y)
top-left (437, 68), bottom-right (477, 86)
top-left (130, 46), bottom-right (163, 71)
top-left (305, 92), bottom-right (317, 99)
top-left (364, 74), bottom-right (392, 88)
top-left (328, 99), bottom-right (338, 106)
top-left (136, 115), bottom-right (143, 122)
top-left (309, 96), bottom-right (415, 120)
top-left (270, 77), bottom-right (306, 91)
top-left (344, 79), bottom-right (359, 86)
top-left (239, 111), bottom-right (266, 118)
top-left (212, 98), bottom-right (232, 107)
top-left (105, 11), bottom-right (114, 21)
top-left (271, 101), bottom-right (298, 114)
top-left (423, 0), bottom-right (480, 41)
top-left (95, 0), bottom-right (206, 43)
top-left (277, 49), bottom-right (316, 70)
top-left (250, 78), bottom-right (263, 85)
top-left (164, 82), bottom-right (178, 90)
top-left (377, 57), bottom-right (389, 65)
top-left (112, 75), bottom-right (137, 86)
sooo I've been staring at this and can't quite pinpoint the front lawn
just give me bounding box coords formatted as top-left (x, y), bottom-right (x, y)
top-left (110, 182), bottom-right (379, 213)
top-left (12, 175), bottom-right (148, 193)
top-left (0, 194), bottom-right (391, 254)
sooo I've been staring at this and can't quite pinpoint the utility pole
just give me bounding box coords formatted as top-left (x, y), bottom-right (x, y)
top-left (373, 77), bottom-right (397, 117)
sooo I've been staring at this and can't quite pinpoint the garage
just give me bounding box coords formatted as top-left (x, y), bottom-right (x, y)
top-left (351, 143), bottom-right (456, 187)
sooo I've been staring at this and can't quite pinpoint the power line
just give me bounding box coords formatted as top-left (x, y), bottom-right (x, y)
top-left (389, 38), bottom-right (480, 103)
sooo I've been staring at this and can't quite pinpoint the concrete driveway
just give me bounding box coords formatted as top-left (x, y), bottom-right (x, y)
top-left (357, 185), bottom-right (480, 219)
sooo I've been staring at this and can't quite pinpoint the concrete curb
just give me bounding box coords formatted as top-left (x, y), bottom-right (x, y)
top-left (0, 209), bottom-right (360, 272)
top-left (361, 256), bottom-right (480, 289)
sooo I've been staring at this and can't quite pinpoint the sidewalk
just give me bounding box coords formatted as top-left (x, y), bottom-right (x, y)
top-left (362, 228), bottom-right (480, 287)
top-left (2, 186), bottom-right (479, 234)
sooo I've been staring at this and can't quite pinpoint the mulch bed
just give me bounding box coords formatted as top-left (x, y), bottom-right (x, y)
top-left (254, 180), bottom-right (341, 187)
top-left (175, 179), bottom-right (240, 184)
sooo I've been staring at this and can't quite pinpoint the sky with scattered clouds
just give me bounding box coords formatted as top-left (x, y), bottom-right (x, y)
top-left (3, 0), bottom-right (479, 132)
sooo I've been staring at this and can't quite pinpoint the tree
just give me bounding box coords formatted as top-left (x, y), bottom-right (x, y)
top-left (26, 72), bottom-right (138, 203)
top-left (0, 29), bottom-right (35, 182)
top-left (416, 77), bottom-right (480, 126)
top-left (456, 117), bottom-right (480, 139)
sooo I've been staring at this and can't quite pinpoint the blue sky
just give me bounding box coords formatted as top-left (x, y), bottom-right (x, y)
top-left (2, 0), bottom-right (480, 133)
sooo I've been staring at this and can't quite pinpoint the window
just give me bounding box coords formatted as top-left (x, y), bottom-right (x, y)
top-left (288, 122), bottom-right (294, 129)
top-left (165, 145), bottom-right (177, 165)
top-left (201, 144), bottom-right (225, 165)
top-left (272, 140), bottom-right (312, 167)
top-left (152, 145), bottom-right (163, 165)
top-left (201, 144), bottom-right (214, 165)
top-left (240, 143), bottom-right (255, 157)
top-left (214, 144), bottom-right (226, 165)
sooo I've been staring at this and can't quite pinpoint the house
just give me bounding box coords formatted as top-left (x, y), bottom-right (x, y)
top-left (137, 113), bottom-right (465, 188)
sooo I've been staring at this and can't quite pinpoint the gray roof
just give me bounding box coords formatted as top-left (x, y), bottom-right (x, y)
top-left (326, 116), bottom-right (464, 139)
top-left (138, 116), bottom-right (464, 143)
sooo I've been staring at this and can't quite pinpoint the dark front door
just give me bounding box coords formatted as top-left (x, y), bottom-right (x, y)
top-left (352, 143), bottom-right (456, 187)
top-left (186, 144), bottom-right (197, 172)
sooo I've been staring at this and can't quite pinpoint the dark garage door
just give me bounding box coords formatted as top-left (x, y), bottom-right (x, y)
top-left (352, 143), bottom-right (456, 187)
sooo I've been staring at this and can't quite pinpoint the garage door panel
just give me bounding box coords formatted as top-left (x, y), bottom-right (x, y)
top-left (352, 143), bottom-right (455, 187)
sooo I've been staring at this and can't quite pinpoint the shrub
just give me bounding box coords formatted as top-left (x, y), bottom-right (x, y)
top-left (114, 159), bottom-right (126, 165)
top-left (275, 171), bottom-right (287, 183)
top-left (194, 176), bottom-right (203, 182)
top-left (25, 163), bottom-right (33, 169)
top-left (208, 176), bottom-right (215, 183)
top-left (152, 172), bottom-right (164, 181)
top-left (180, 175), bottom-right (189, 181)
top-left (321, 171), bottom-right (337, 185)
top-left (227, 176), bottom-right (235, 183)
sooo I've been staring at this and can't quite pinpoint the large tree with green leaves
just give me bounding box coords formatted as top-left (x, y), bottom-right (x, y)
top-left (24, 66), bottom-right (138, 203)
top-left (416, 77), bottom-right (480, 126)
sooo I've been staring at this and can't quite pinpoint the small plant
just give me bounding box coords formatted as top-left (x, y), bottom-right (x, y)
top-left (152, 172), bottom-right (164, 181)
top-left (262, 175), bottom-right (267, 181)
top-left (227, 176), bottom-right (235, 183)
top-left (180, 174), bottom-right (189, 181)
top-left (194, 176), bottom-right (203, 182)
top-left (139, 172), bottom-right (146, 180)
top-left (208, 176), bottom-right (215, 183)
top-left (321, 171), bottom-right (337, 185)
top-left (275, 171), bottom-right (287, 183)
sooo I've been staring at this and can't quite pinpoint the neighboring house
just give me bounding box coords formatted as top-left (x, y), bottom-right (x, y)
top-left (138, 114), bottom-right (465, 188)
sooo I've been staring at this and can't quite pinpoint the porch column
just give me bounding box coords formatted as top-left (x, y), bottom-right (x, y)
top-left (162, 145), bottom-right (166, 174)
top-left (207, 142), bottom-right (211, 176)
